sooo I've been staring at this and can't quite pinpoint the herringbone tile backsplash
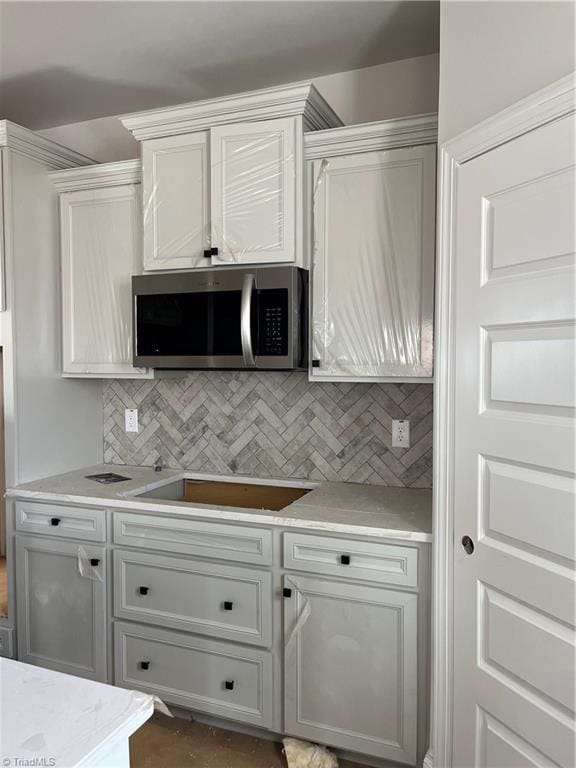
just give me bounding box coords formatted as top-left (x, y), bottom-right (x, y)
top-left (103, 373), bottom-right (433, 488)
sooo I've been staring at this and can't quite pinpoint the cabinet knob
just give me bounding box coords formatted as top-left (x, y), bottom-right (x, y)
top-left (224, 680), bottom-right (234, 691)
top-left (282, 587), bottom-right (292, 598)
top-left (312, 359), bottom-right (321, 368)
top-left (138, 586), bottom-right (149, 596)
top-left (461, 536), bottom-right (475, 555)
top-left (203, 249), bottom-right (212, 259)
top-left (340, 554), bottom-right (351, 565)
top-left (223, 601), bottom-right (233, 611)
top-left (50, 518), bottom-right (61, 526)
top-left (139, 661), bottom-right (150, 670)
top-left (90, 558), bottom-right (100, 567)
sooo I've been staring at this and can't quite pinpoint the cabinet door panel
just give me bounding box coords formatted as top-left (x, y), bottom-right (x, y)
top-left (142, 133), bottom-right (209, 270)
top-left (284, 575), bottom-right (417, 763)
top-left (210, 118), bottom-right (297, 264)
top-left (61, 183), bottom-right (148, 377)
top-left (16, 535), bottom-right (107, 681)
top-left (311, 146), bottom-right (436, 380)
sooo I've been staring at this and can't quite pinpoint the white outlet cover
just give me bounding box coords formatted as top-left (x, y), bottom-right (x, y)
top-left (125, 408), bottom-right (139, 433)
top-left (392, 419), bottom-right (410, 448)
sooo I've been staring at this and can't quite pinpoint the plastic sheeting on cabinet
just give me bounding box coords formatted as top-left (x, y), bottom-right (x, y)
top-left (142, 118), bottom-right (297, 269)
top-left (310, 145), bottom-right (436, 381)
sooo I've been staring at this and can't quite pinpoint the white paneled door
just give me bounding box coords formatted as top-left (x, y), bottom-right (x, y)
top-left (452, 113), bottom-right (575, 766)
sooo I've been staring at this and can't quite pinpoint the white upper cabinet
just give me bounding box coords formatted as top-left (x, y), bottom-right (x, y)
top-left (120, 82), bottom-right (341, 271)
top-left (305, 117), bottom-right (437, 382)
top-left (53, 161), bottom-right (151, 378)
top-left (142, 132), bottom-right (209, 271)
top-left (210, 118), bottom-right (297, 265)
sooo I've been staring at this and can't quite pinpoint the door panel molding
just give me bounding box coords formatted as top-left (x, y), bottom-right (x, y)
top-left (430, 72), bottom-right (576, 768)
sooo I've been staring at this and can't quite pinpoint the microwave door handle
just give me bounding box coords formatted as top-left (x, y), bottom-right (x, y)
top-left (241, 273), bottom-right (256, 367)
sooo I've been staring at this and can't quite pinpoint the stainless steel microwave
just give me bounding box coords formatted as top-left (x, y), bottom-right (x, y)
top-left (133, 266), bottom-right (308, 370)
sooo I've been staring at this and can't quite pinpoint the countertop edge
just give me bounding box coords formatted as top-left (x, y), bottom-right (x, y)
top-left (6, 487), bottom-right (433, 543)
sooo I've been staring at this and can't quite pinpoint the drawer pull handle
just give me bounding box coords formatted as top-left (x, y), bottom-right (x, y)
top-left (224, 680), bottom-right (234, 691)
top-left (283, 588), bottom-right (292, 598)
top-left (340, 554), bottom-right (351, 565)
top-left (138, 586), bottom-right (149, 596)
top-left (50, 518), bottom-right (61, 526)
top-left (90, 558), bottom-right (100, 567)
top-left (223, 601), bottom-right (233, 611)
top-left (139, 661), bottom-right (150, 670)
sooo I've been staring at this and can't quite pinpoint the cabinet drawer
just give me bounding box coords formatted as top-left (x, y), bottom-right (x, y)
top-left (113, 549), bottom-right (272, 646)
top-left (15, 500), bottom-right (106, 542)
top-left (283, 532), bottom-right (418, 588)
top-left (113, 512), bottom-right (272, 565)
top-left (114, 621), bottom-right (273, 728)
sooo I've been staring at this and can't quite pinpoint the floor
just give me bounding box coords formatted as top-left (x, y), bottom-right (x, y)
top-left (0, 557), bottom-right (7, 617)
top-left (130, 713), bottom-right (367, 768)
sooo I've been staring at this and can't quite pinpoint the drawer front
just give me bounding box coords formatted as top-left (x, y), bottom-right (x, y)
top-left (283, 532), bottom-right (418, 588)
top-left (113, 512), bottom-right (272, 565)
top-left (114, 621), bottom-right (273, 728)
top-left (114, 549), bottom-right (272, 646)
top-left (15, 500), bottom-right (106, 542)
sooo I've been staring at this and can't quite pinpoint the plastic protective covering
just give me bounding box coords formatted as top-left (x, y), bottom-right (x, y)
top-left (283, 738), bottom-right (339, 768)
top-left (65, 184), bottom-right (140, 371)
top-left (310, 146), bottom-right (435, 379)
top-left (142, 119), bottom-right (296, 269)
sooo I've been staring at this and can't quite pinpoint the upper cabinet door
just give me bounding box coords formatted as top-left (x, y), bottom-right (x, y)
top-left (142, 132), bottom-right (210, 271)
top-left (311, 145), bottom-right (436, 381)
top-left (61, 183), bottom-right (150, 378)
top-left (210, 118), bottom-right (298, 265)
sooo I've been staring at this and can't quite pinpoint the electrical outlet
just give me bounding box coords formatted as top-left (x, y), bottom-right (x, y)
top-left (125, 408), bottom-right (139, 433)
top-left (392, 419), bottom-right (410, 448)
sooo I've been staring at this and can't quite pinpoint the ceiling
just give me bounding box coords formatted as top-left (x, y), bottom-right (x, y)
top-left (0, 1), bottom-right (439, 130)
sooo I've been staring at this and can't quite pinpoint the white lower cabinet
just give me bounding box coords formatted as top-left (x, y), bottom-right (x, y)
top-left (283, 575), bottom-right (418, 764)
top-left (114, 621), bottom-right (274, 729)
top-left (15, 535), bottom-right (107, 681)
top-left (12, 501), bottom-right (429, 765)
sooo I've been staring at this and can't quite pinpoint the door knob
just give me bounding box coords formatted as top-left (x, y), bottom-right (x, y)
top-left (461, 535), bottom-right (475, 555)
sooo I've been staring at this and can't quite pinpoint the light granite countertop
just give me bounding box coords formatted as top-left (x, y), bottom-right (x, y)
top-left (7, 464), bottom-right (432, 542)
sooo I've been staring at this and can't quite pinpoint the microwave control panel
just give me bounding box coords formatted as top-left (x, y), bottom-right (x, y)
top-left (258, 289), bottom-right (289, 356)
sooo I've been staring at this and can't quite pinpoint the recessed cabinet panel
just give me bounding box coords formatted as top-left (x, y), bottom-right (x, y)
top-left (142, 133), bottom-right (209, 270)
top-left (284, 575), bottom-right (418, 763)
top-left (15, 536), bottom-right (107, 681)
top-left (210, 118), bottom-right (297, 264)
top-left (115, 621), bottom-right (273, 728)
top-left (113, 549), bottom-right (273, 646)
top-left (61, 183), bottom-right (149, 377)
top-left (311, 146), bottom-right (436, 380)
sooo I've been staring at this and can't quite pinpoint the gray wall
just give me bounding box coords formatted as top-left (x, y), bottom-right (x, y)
top-left (104, 373), bottom-right (433, 488)
top-left (438, 0), bottom-right (575, 143)
top-left (39, 54), bottom-right (440, 163)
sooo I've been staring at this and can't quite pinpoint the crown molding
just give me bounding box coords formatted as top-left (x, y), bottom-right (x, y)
top-left (120, 82), bottom-right (343, 141)
top-left (0, 120), bottom-right (94, 170)
top-left (445, 71), bottom-right (576, 164)
top-left (49, 159), bottom-right (141, 192)
top-left (304, 113), bottom-right (438, 160)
